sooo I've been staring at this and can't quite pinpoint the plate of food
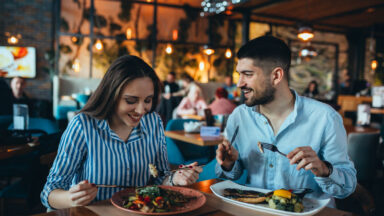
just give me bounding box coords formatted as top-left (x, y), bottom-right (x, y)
top-left (210, 180), bottom-right (330, 216)
top-left (111, 185), bottom-right (206, 215)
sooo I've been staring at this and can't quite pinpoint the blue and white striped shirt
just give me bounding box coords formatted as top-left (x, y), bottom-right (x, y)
top-left (41, 112), bottom-right (169, 209)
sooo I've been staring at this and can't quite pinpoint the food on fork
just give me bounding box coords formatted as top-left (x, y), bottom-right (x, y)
top-left (258, 142), bottom-right (264, 153)
top-left (149, 163), bottom-right (158, 178)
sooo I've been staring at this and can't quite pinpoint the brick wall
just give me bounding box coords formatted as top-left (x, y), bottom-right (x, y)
top-left (0, 0), bottom-right (54, 101)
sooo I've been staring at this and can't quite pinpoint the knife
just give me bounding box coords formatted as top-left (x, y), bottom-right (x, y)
top-left (223, 126), bottom-right (239, 161)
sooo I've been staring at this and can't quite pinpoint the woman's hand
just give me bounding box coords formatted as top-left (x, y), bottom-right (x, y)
top-left (172, 162), bottom-right (203, 186)
top-left (68, 180), bottom-right (98, 206)
top-left (216, 139), bottom-right (238, 171)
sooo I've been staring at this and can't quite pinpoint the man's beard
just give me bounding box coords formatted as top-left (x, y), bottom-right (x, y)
top-left (243, 82), bottom-right (275, 107)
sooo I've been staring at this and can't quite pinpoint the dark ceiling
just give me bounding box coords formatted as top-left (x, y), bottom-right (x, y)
top-left (151, 0), bottom-right (384, 35)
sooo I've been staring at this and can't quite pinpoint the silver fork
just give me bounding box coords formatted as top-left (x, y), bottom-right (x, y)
top-left (258, 142), bottom-right (287, 157)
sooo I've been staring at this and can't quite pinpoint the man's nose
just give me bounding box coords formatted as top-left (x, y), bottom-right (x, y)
top-left (237, 75), bottom-right (244, 88)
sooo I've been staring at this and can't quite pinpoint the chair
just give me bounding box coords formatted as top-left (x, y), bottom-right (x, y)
top-left (197, 158), bottom-right (248, 185)
top-left (9, 117), bottom-right (59, 135)
top-left (0, 115), bottom-right (12, 131)
top-left (336, 183), bottom-right (376, 216)
top-left (165, 119), bottom-right (215, 165)
top-left (347, 132), bottom-right (380, 185)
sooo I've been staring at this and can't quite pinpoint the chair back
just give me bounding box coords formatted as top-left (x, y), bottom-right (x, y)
top-left (9, 117), bottom-right (59, 135)
top-left (165, 119), bottom-right (213, 165)
top-left (348, 132), bottom-right (380, 183)
top-left (197, 158), bottom-right (248, 184)
top-left (0, 115), bottom-right (12, 131)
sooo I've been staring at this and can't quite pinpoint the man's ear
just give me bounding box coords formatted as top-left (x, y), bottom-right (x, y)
top-left (271, 67), bottom-right (284, 86)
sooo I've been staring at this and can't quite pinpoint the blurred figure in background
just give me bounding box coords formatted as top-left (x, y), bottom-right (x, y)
top-left (223, 75), bottom-right (237, 100)
top-left (157, 72), bottom-right (182, 125)
top-left (11, 76), bottom-right (29, 104)
top-left (208, 87), bottom-right (236, 115)
top-left (175, 74), bottom-right (207, 117)
top-left (303, 80), bottom-right (319, 98)
top-left (0, 70), bottom-right (13, 115)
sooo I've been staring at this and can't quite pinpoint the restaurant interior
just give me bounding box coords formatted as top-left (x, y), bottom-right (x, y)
top-left (0, 0), bottom-right (384, 215)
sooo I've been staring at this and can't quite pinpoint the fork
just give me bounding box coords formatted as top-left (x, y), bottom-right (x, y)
top-left (258, 142), bottom-right (287, 157)
top-left (223, 126), bottom-right (239, 161)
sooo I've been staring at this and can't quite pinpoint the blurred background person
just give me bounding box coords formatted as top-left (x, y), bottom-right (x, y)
top-left (303, 80), bottom-right (319, 98)
top-left (223, 75), bottom-right (237, 100)
top-left (157, 72), bottom-right (182, 125)
top-left (10, 76), bottom-right (29, 104)
top-left (208, 87), bottom-right (236, 115)
top-left (0, 70), bottom-right (13, 115)
top-left (175, 83), bottom-right (207, 117)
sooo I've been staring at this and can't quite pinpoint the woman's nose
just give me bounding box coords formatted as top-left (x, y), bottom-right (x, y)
top-left (135, 102), bottom-right (147, 114)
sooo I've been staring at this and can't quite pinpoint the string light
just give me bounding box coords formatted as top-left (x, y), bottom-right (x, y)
top-left (72, 59), bottom-right (80, 73)
top-left (126, 28), bottom-right (132, 39)
top-left (371, 60), bottom-right (378, 70)
top-left (6, 33), bottom-right (21, 45)
top-left (165, 44), bottom-right (173, 54)
top-left (94, 39), bottom-right (103, 51)
top-left (172, 29), bottom-right (178, 41)
top-left (225, 48), bottom-right (232, 58)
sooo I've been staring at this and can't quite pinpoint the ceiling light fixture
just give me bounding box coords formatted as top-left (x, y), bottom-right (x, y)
top-left (371, 59), bottom-right (378, 70)
top-left (225, 48), bottom-right (232, 58)
top-left (6, 32), bottom-right (22, 45)
top-left (165, 44), bottom-right (173, 54)
top-left (297, 25), bottom-right (314, 41)
top-left (299, 44), bottom-right (317, 60)
top-left (94, 39), bottom-right (103, 51)
top-left (203, 45), bottom-right (215, 56)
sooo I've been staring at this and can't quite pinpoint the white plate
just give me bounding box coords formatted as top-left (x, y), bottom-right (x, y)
top-left (210, 180), bottom-right (330, 216)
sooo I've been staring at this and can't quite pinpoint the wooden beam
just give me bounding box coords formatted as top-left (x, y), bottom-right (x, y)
top-left (234, 0), bottom-right (289, 12)
top-left (313, 3), bottom-right (384, 22)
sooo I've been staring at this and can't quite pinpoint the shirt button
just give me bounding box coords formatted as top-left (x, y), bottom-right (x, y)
top-left (269, 164), bottom-right (273, 168)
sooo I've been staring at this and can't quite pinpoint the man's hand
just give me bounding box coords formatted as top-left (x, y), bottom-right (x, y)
top-left (287, 147), bottom-right (330, 177)
top-left (216, 139), bottom-right (238, 171)
top-left (163, 93), bottom-right (171, 99)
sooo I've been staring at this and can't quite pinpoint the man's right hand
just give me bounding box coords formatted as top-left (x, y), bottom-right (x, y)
top-left (216, 139), bottom-right (238, 171)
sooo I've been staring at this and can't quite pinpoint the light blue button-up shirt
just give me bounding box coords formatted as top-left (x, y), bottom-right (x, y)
top-left (216, 90), bottom-right (356, 202)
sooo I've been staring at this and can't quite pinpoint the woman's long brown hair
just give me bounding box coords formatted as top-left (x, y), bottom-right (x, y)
top-left (80, 55), bottom-right (161, 119)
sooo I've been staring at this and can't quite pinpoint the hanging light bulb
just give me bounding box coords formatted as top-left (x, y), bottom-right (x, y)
top-left (225, 48), bottom-right (232, 58)
top-left (371, 59), bottom-right (378, 70)
top-left (299, 44), bottom-right (317, 61)
top-left (297, 26), bottom-right (314, 41)
top-left (203, 45), bottom-right (215, 55)
top-left (165, 44), bottom-right (173, 54)
top-left (72, 59), bottom-right (80, 73)
top-left (8, 35), bottom-right (18, 44)
top-left (94, 39), bottom-right (103, 51)
top-left (172, 29), bottom-right (178, 41)
top-left (126, 28), bottom-right (132, 39)
top-left (199, 61), bottom-right (205, 71)
top-left (71, 36), bottom-right (78, 43)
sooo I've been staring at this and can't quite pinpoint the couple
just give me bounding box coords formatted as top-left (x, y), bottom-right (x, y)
top-left (42, 36), bottom-right (356, 209)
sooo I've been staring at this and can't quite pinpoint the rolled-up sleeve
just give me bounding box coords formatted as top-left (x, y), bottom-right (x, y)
top-left (315, 112), bottom-right (357, 198)
top-left (40, 116), bottom-right (87, 209)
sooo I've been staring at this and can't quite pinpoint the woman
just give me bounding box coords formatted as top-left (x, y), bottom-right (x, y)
top-left (303, 80), bottom-right (319, 98)
top-left (41, 55), bottom-right (202, 210)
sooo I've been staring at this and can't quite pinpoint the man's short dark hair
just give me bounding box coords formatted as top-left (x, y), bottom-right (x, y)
top-left (237, 36), bottom-right (291, 77)
top-left (169, 72), bottom-right (176, 77)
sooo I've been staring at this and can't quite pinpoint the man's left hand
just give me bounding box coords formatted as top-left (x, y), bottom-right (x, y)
top-left (287, 147), bottom-right (330, 177)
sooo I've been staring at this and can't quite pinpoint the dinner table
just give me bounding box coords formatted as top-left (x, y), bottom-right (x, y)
top-left (32, 179), bottom-right (355, 216)
top-left (344, 124), bottom-right (380, 134)
top-left (164, 130), bottom-right (223, 146)
top-left (0, 137), bottom-right (39, 160)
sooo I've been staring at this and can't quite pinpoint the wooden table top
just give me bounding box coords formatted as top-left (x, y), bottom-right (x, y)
top-left (0, 139), bottom-right (39, 160)
top-left (33, 179), bottom-right (354, 216)
top-left (371, 108), bottom-right (384, 114)
top-left (165, 130), bottom-right (223, 146)
top-left (344, 124), bottom-right (380, 134)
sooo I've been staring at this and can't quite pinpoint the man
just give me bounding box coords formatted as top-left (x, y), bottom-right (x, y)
top-left (215, 36), bottom-right (356, 206)
top-left (157, 72), bottom-right (182, 125)
top-left (10, 76), bottom-right (29, 104)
